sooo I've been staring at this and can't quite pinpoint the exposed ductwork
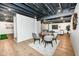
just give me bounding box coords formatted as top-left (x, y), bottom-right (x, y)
top-left (0, 3), bottom-right (77, 20)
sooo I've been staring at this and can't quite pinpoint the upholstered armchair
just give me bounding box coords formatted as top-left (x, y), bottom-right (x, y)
top-left (32, 33), bottom-right (40, 44)
top-left (53, 33), bottom-right (58, 44)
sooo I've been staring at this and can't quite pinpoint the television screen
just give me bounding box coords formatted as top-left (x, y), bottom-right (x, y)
top-left (52, 25), bottom-right (58, 29)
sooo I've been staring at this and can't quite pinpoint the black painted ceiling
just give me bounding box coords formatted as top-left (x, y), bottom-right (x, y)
top-left (0, 3), bottom-right (77, 20)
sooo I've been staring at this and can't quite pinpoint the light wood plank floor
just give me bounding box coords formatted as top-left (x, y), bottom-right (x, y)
top-left (0, 34), bottom-right (75, 56)
top-left (54, 34), bottom-right (75, 56)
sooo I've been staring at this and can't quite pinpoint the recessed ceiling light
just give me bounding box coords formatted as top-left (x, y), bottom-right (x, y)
top-left (8, 8), bottom-right (11, 11)
top-left (34, 16), bottom-right (37, 19)
top-left (58, 9), bottom-right (61, 12)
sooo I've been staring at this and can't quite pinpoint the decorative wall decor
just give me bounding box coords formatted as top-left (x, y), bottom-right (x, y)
top-left (73, 13), bottom-right (77, 30)
top-left (52, 25), bottom-right (58, 29)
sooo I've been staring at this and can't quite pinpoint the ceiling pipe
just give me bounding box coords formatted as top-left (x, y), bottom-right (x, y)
top-left (59, 3), bottom-right (62, 10)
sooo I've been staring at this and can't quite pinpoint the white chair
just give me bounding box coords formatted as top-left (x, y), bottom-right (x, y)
top-left (32, 33), bottom-right (40, 44)
top-left (53, 33), bottom-right (58, 44)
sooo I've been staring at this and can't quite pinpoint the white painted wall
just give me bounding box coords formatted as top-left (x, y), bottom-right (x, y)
top-left (42, 23), bottom-right (70, 33)
top-left (16, 14), bottom-right (41, 42)
top-left (70, 31), bottom-right (79, 56)
top-left (13, 16), bottom-right (17, 38)
top-left (0, 21), bottom-right (13, 34)
top-left (49, 23), bottom-right (70, 33)
top-left (41, 23), bottom-right (48, 30)
top-left (70, 3), bottom-right (79, 56)
top-left (34, 19), bottom-right (41, 34)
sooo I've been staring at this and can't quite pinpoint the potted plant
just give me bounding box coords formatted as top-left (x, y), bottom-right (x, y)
top-left (0, 34), bottom-right (8, 40)
top-left (66, 25), bottom-right (70, 34)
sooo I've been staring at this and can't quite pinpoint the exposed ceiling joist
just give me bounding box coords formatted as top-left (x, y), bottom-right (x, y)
top-left (47, 4), bottom-right (56, 14)
top-left (0, 3), bottom-right (76, 20)
top-left (0, 4), bottom-right (35, 18)
top-left (37, 3), bottom-right (50, 15)
top-left (45, 4), bottom-right (54, 15)
top-left (13, 3), bottom-right (43, 17)
top-left (40, 10), bottom-right (74, 20)
top-left (24, 3), bottom-right (45, 16)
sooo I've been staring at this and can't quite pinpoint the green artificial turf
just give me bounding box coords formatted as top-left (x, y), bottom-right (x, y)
top-left (0, 34), bottom-right (8, 40)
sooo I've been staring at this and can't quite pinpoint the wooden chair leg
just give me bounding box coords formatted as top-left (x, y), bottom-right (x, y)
top-left (39, 40), bottom-right (40, 44)
top-left (34, 39), bottom-right (40, 44)
top-left (41, 39), bottom-right (43, 42)
top-left (34, 39), bottom-right (35, 44)
top-left (51, 42), bottom-right (53, 47)
top-left (44, 42), bottom-right (46, 47)
top-left (41, 37), bottom-right (44, 42)
top-left (55, 39), bottom-right (57, 44)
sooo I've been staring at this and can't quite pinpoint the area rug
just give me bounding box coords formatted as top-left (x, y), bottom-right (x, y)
top-left (29, 39), bottom-right (60, 56)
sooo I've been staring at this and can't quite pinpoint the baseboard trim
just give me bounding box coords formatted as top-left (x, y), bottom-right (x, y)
top-left (16, 37), bottom-right (33, 43)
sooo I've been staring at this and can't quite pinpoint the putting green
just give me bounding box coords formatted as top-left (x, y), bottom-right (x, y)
top-left (0, 34), bottom-right (8, 40)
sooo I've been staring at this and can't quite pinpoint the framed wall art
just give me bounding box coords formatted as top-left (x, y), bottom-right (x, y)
top-left (73, 13), bottom-right (78, 30)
